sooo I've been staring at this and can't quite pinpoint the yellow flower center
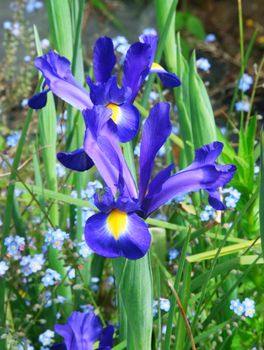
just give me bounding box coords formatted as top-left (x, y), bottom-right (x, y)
top-left (107, 209), bottom-right (128, 240)
top-left (151, 62), bottom-right (163, 70)
top-left (106, 103), bottom-right (121, 124)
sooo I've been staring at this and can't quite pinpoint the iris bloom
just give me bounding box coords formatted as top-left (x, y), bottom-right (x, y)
top-left (28, 35), bottom-right (180, 143)
top-left (50, 311), bottom-right (114, 350)
top-left (58, 102), bottom-right (236, 260)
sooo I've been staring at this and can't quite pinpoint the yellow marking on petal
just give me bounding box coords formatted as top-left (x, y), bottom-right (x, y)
top-left (44, 84), bottom-right (49, 89)
top-left (107, 209), bottom-right (128, 240)
top-left (151, 62), bottom-right (164, 71)
top-left (106, 103), bottom-right (121, 124)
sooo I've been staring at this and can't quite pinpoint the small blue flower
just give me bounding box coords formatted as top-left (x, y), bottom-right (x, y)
top-left (242, 298), bottom-right (255, 318)
top-left (0, 261), bottom-right (9, 277)
top-left (20, 254), bottom-right (45, 276)
top-left (42, 269), bottom-right (61, 287)
top-left (25, 0), bottom-right (43, 13)
top-left (205, 33), bottom-right (216, 43)
top-left (238, 73), bottom-right (253, 92)
top-left (3, 21), bottom-right (12, 30)
top-left (56, 163), bottom-right (66, 177)
top-left (149, 91), bottom-right (160, 102)
top-left (223, 187), bottom-right (241, 209)
top-left (40, 38), bottom-right (50, 50)
top-left (6, 132), bottom-right (21, 147)
top-left (168, 248), bottom-right (179, 261)
top-left (56, 295), bottom-right (66, 304)
top-left (66, 266), bottom-right (75, 279)
top-left (235, 100), bottom-right (250, 112)
top-left (4, 235), bottom-right (25, 257)
top-left (45, 228), bottom-right (69, 249)
top-left (160, 298), bottom-right (170, 312)
top-left (196, 58), bottom-right (211, 72)
top-left (200, 205), bottom-right (215, 222)
top-left (39, 330), bottom-right (54, 347)
top-left (230, 298), bottom-right (244, 316)
top-left (17, 341), bottom-right (34, 350)
top-left (77, 241), bottom-right (93, 258)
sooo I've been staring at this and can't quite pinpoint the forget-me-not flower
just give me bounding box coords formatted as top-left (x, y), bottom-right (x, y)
top-left (0, 261), bottom-right (9, 277)
top-left (196, 58), bottom-right (211, 72)
top-left (42, 269), bottom-right (61, 287)
top-left (235, 100), bottom-right (250, 112)
top-left (238, 73), bottom-right (253, 92)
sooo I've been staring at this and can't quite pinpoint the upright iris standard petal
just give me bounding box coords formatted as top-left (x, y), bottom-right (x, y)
top-left (122, 42), bottom-right (152, 103)
top-left (142, 143), bottom-right (236, 216)
top-left (93, 37), bottom-right (116, 83)
top-left (57, 148), bottom-right (94, 172)
top-left (106, 103), bottom-right (140, 142)
top-left (83, 107), bottom-right (137, 199)
top-left (85, 210), bottom-right (151, 260)
top-left (29, 51), bottom-right (92, 110)
top-left (53, 311), bottom-right (113, 350)
top-left (139, 102), bottom-right (172, 199)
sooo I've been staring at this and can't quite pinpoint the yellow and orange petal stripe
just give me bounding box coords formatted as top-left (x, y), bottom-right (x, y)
top-left (107, 209), bottom-right (128, 240)
top-left (106, 103), bottom-right (121, 124)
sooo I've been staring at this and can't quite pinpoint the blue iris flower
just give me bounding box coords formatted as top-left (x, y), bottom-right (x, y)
top-left (28, 35), bottom-right (180, 144)
top-left (58, 102), bottom-right (236, 260)
top-left (50, 310), bottom-right (114, 350)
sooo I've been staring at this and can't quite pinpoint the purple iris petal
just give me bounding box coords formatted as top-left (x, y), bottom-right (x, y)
top-left (30, 51), bottom-right (92, 110)
top-left (93, 37), bottom-right (116, 83)
top-left (83, 107), bottom-right (137, 198)
top-left (85, 211), bottom-right (151, 260)
top-left (54, 311), bottom-right (111, 350)
top-left (207, 189), bottom-right (226, 210)
top-left (57, 148), bottom-right (94, 172)
top-left (94, 189), bottom-right (115, 213)
top-left (142, 144), bottom-right (236, 216)
top-left (147, 164), bottom-right (174, 196)
top-left (139, 102), bottom-right (172, 200)
top-left (98, 325), bottom-right (115, 349)
top-left (157, 71), bottom-right (181, 88)
top-left (122, 42), bottom-right (152, 103)
top-left (140, 34), bottom-right (181, 88)
top-left (186, 141), bottom-right (224, 169)
top-left (87, 76), bottom-right (130, 106)
top-left (50, 344), bottom-right (66, 350)
top-left (113, 103), bottom-right (140, 142)
top-left (139, 34), bottom-right (158, 62)
top-left (28, 88), bottom-right (49, 109)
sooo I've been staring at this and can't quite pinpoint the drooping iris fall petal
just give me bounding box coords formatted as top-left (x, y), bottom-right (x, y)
top-left (85, 209), bottom-right (151, 260)
top-left (57, 148), bottom-right (94, 172)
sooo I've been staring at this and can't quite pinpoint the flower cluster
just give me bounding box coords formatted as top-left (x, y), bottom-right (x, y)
top-left (20, 254), bottom-right (45, 276)
top-left (223, 187), bottom-right (241, 208)
top-left (39, 329), bottom-right (54, 347)
top-left (4, 235), bottom-right (25, 258)
top-left (237, 73), bottom-right (253, 92)
top-left (200, 205), bottom-right (216, 222)
top-left (153, 298), bottom-right (171, 316)
top-left (230, 298), bottom-right (256, 318)
top-left (6, 131), bottom-right (21, 147)
top-left (0, 261), bottom-right (9, 277)
top-left (45, 228), bottom-right (69, 249)
top-left (42, 268), bottom-right (61, 287)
